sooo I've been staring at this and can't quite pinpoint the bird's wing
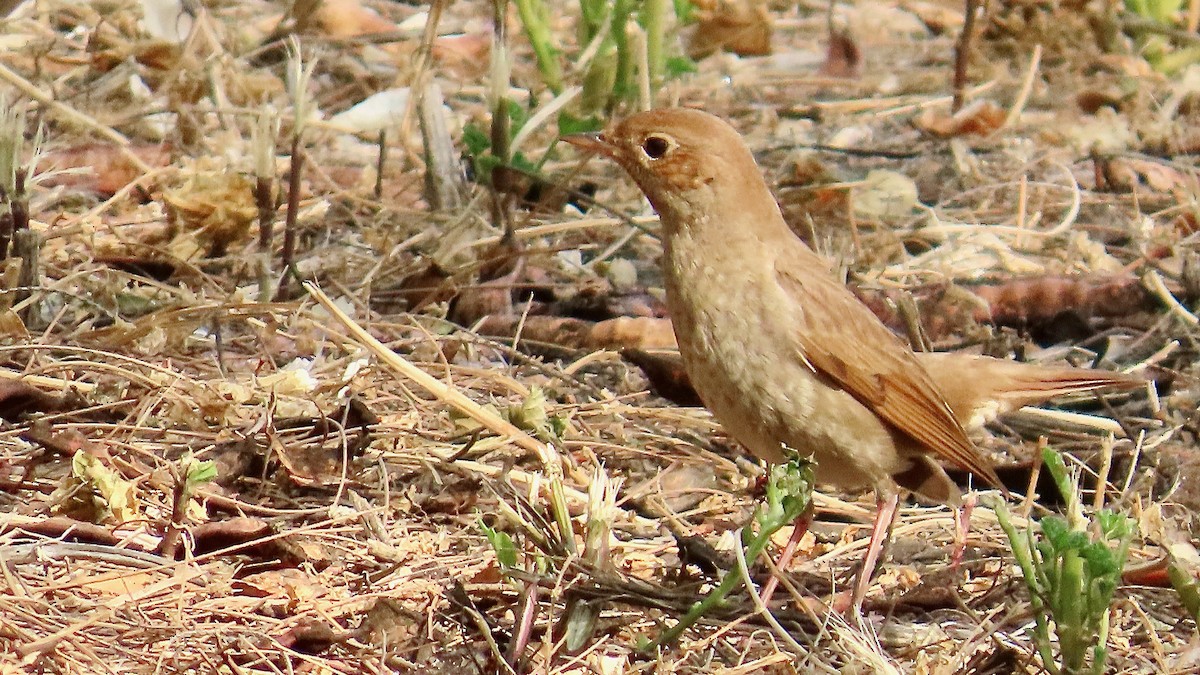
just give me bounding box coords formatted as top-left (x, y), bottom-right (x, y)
top-left (774, 256), bottom-right (1002, 490)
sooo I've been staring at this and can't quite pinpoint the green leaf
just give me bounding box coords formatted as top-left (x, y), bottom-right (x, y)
top-left (510, 151), bottom-right (537, 175)
top-left (185, 458), bottom-right (217, 486)
top-left (634, 633), bottom-right (655, 653)
top-left (1041, 447), bottom-right (1074, 505)
top-left (579, 0), bottom-right (610, 32)
top-left (557, 112), bottom-right (602, 136)
top-left (1097, 510), bottom-right (1132, 541)
top-left (1081, 543), bottom-right (1119, 578)
top-left (758, 456), bottom-right (815, 530)
top-left (665, 55), bottom-right (698, 78)
top-left (472, 155), bottom-right (502, 184)
top-left (1169, 562), bottom-right (1200, 622)
top-left (480, 520), bottom-right (518, 570)
top-left (505, 386), bottom-right (561, 441)
top-left (1040, 516), bottom-right (1073, 550)
top-left (1124, 0), bottom-right (1182, 24)
top-left (1150, 44), bottom-right (1200, 74)
top-left (549, 415), bottom-right (569, 438)
top-left (462, 123), bottom-right (491, 156)
top-left (673, 0), bottom-right (696, 23)
top-left (1092, 574), bottom-right (1119, 604)
top-left (506, 99), bottom-right (531, 132)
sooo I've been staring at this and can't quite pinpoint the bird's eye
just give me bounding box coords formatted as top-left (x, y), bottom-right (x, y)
top-left (641, 135), bottom-right (671, 160)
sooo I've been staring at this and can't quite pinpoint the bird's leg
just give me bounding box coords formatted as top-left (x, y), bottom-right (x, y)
top-left (758, 503), bottom-right (814, 606)
top-left (848, 490), bottom-right (900, 613)
top-left (950, 492), bottom-right (977, 569)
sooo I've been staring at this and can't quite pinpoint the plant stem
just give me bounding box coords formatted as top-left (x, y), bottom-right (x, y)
top-left (995, 499), bottom-right (1061, 675)
top-left (514, 0), bottom-right (564, 93)
top-left (649, 524), bottom-right (772, 648)
top-left (648, 459), bottom-right (813, 649)
top-left (274, 134), bottom-right (303, 300)
top-left (609, 0), bottom-right (636, 109)
top-left (641, 0), bottom-right (666, 89)
top-left (952, 0), bottom-right (980, 113)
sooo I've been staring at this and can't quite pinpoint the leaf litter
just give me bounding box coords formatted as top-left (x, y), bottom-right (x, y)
top-left (0, 0), bottom-right (1196, 673)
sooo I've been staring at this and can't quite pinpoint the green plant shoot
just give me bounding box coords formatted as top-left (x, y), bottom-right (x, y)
top-left (995, 446), bottom-right (1134, 675)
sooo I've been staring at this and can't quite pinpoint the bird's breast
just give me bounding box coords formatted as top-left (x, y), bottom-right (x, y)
top-left (662, 232), bottom-right (910, 489)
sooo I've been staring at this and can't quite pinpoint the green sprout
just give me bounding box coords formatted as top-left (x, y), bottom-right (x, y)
top-left (513, 0), bottom-right (696, 113)
top-left (646, 457), bottom-right (814, 650)
top-left (1119, 0), bottom-right (1200, 73)
top-left (995, 447), bottom-right (1134, 675)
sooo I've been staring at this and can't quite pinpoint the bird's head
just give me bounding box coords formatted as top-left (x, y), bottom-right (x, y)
top-left (563, 108), bottom-right (764, 224)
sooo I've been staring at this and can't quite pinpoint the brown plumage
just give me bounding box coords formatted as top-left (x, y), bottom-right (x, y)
top-left (564, 107), bottom-right (1142, 610)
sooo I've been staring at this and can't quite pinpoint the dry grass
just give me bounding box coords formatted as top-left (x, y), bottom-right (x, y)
top-left (0, 0), bottom-right (1197, 672)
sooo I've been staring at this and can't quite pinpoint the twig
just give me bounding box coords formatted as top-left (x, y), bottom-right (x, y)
top-left (1003, 44), bottom-right (1042, 129)
top-left (1008, 407), bottom-right (1128, 436)
top-left (1121, 14), bottom-right (1200, 47)
top-left (1144, 270), bottom-right (1200, 327)
top-left (952, 0), bottom-right (981, 113)
top-left (304, 281), bottom-right (546, 456)
top-left (732, 529), bottom-right (810, 654)
top-left (0, 63), bottom-right (151, 173)
top-left (276, 134), bottom-right (303, 298)
top-left (0, 368), bottom-right (97, 393)
top-left (13, 229), bottom-right (39, 328)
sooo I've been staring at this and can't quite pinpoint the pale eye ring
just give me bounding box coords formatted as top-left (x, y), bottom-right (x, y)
top-left (641, 135), bottom-right (671, 160)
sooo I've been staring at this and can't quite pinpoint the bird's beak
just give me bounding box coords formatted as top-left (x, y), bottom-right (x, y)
top-left (562, 131), bottom-right (616, 158)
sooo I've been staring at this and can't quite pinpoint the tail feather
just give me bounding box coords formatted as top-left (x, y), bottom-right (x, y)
top-left (916, 352), bottom-right (1143, 430)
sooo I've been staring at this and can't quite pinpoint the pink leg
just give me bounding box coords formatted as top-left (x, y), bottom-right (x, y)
top-left (759, 506), bottom-right (814, 607)
top-left (950, 492), bottom-right (977, 570)
top-left (849, 491), bottom-right (900, 613)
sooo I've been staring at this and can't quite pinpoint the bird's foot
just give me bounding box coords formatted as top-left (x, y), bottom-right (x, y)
top-left (950, 492), bottom-right (978, 570)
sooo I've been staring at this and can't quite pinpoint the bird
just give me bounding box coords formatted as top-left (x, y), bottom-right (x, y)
top-left (563, 107), bottom-right (1143, 612)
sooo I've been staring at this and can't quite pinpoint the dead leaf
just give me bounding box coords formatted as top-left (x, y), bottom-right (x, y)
top-left (329, 88), bottom-right (411, 134)
top-left (0, 381), bottom-right (71, 420)
top-left (449, 234), bottom-right (528, 325)
top-left (162, 165), bottom-right (257, 257)
top-left (900, 0), bottom-right (965, 34)
top-left (41, 144), bottom-right (170, 195)
top-left (358, 598), bottom-right (421, 647)
top-left (94, 256), bottom-right (178, 282)
top-left (1076, 87), bottom-right (1131, 114)
top-left (0, 310), bottom-right (28, 340)
top-left (1099, 156), bottom-right (1191, 193)
top-left (272, 399), bottom-right (377, 486)
top-left (641, 463), bottom-right (718, 514)
top-left (475, 315), bottom-right (594, 349)
top-left (818, 28), bottom-right (861, 79)
top-left (314, 0), bottom-right (394, 38)
top-left (914, 99), bottom-right (1006, 137)
top-left (853, 275), bottom-right (1155, 342)
top-left (235, 568), bottom-right (327, 609)
top-left (190, 517), bottom-right (274, 555)
top-left (688, 0), bottom-right (772, 58)
top-left (431, 32), bottom-right (491, 72)
top-left (276, 617), bottom-right (347, 654)
top-left (379, 259), bottom-right (456, 313)
top-left (1, 516), bottom-right (121, 546)
top-left (50, 449), bottom-right (140, 524)
top-left (21, 424), bottom-right (91, 458)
